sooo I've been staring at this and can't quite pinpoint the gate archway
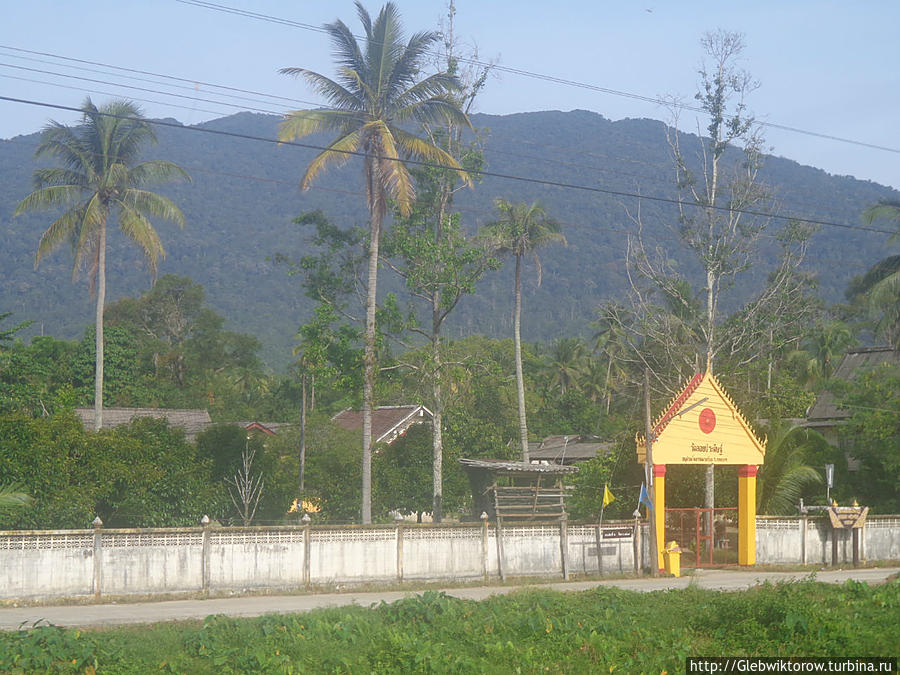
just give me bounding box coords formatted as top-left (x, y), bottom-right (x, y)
top-left (637, 371), bottom-right (766, 570)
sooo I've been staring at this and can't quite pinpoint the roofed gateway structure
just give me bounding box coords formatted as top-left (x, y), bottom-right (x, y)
top-left (637, 371), bottom-right (766, 569)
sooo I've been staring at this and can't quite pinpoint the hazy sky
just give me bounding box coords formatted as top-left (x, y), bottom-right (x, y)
top-left (2, 0), bottom-right (898, 190)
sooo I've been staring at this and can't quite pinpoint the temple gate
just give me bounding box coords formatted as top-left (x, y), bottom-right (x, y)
top-left (637, 371), bottom-right (766, 569)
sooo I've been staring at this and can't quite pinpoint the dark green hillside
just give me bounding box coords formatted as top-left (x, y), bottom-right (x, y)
top-left (1, 110), bottom-right (896, 369)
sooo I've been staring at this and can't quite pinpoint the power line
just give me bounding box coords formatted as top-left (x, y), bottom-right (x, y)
top-left (0, 43), bottom-right (892, 219)
top-left (175, 0), bottom-right (900, 157)
top-left (0, 62), bottom-right (285, 116)
top-left (2, 93), bottom-right (894, 239)
top-left (0, 73), bottom-right (236, 119)
top-left (0, 43), bottom-right (314, 108)
top-left (7, 132), bottom-right (868, 270)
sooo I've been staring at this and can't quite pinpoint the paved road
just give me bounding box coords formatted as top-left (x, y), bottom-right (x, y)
top-left (1, 567), bottom-right (896, 631)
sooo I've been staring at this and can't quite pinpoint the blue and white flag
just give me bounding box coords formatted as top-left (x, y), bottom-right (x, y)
top-left (639, 482), bottom-right (654, 511)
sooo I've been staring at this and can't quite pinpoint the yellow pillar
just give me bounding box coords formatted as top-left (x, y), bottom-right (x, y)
top-left (653, 464), bottom-right (666, 571)
top-left (738, 465), bottom-right (758, 565)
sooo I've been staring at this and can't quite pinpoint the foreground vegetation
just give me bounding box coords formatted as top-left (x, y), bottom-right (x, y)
top-left (1, 579), bottom-right (897, 673)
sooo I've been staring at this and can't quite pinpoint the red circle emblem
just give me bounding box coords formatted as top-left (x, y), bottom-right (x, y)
top-left (698, 408), bottom-right (716, 434)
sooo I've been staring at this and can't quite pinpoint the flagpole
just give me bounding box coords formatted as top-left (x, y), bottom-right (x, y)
top-left (598, 495), bottom-right (605, 575)
top-left (644, 368), bottom-right (659, 577)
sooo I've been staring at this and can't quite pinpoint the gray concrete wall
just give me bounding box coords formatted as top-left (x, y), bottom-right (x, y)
top-left (0, 517), bottom-right (895, 601)
top-left (756, 516), bottom-right (900, 566)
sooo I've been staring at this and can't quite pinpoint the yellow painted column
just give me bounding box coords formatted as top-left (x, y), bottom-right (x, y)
top-left (653, 465), bottom-right (666, 571)
top-left (738, 465), bottom-right (758, 565)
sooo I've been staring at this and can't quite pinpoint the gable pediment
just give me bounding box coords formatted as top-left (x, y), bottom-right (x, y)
top-left (637, 372), bottom-right (766, 466)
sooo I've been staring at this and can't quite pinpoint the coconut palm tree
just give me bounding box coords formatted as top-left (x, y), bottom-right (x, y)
top-left (278, 2), bottom-right (470, 523)
top-left (855, 200), bottom-right (900, 347)
top-left (543, 337), bottom-right (586, 396)
top-left (757, 422), bottom-right (825, 515)
top-left (15, 98), bottom-right (189, 430)
top-left (482, 200), bottom-right (565, 461)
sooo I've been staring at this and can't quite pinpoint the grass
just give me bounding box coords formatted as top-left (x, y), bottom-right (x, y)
top-left (1, 577), bottom-right (897, 674)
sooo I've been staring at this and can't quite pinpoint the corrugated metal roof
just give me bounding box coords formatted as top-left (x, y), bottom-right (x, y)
top-left (528, 434), bottom-right (613, 463)
top-left (806, 347), bottom-right (899, 422)
top-left (458, 458), bottom-right (579, 474)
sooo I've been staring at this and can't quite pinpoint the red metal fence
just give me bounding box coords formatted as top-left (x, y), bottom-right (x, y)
top-left (664, 507), bottom-right (738, 567)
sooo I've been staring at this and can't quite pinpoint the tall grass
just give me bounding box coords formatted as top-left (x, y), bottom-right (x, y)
top-left (1, 578), bottom-right (896, 673)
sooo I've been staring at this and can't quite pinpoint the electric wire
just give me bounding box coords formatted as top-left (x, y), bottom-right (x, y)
top-left (2, 94), bottom-right (895, 239)
top-left (174, 0), bottom-right (900, 157)
top-left (0, 44), bottom-right (894, 219)
top-left (0, 69), bottom-right (866, 223)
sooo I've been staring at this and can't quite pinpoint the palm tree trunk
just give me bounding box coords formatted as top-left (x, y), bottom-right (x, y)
top-left (299, 372), bottom-right (307, 494)
top-left (432, 303), bottom-right (443, 522)
top-left (361, 168), bottom-right (383, 525)
top-left (514, 254), bottom-right (529, 462)
top-left (94, 223), bottom-right (107, 431)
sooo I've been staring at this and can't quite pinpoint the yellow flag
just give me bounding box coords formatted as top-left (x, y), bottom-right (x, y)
top-left (602, 484), bottom-right (615, 508)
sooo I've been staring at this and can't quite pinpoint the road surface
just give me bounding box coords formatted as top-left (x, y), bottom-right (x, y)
top-left (1, 566), bottom-right (896, 631)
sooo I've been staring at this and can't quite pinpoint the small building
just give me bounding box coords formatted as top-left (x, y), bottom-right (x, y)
top-left (804, 346), bottom-right (898, 470)
top-left (75, 407), bottom-right (212, 442)
top-left (528, 434), bottom-right (613, 465)
top-left (458, 458), bottom-right (579, 523)
top-left (331, 405), bottom-right (433, 445)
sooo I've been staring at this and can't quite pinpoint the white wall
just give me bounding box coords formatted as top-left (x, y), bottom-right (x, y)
top-left (0, 517), bottom-right (896, 601)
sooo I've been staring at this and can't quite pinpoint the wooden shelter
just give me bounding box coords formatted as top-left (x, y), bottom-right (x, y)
top-left (458, 458), bottom-right (578, 523)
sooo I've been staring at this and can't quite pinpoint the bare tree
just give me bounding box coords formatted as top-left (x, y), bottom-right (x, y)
top-left (227, 442), bottom-right (264, 526)
top-left (621, 30), bottom-right (785, 510)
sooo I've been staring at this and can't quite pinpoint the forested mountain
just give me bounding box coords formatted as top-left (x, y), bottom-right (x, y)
top-left (1, 109), bottom-right (897, 369)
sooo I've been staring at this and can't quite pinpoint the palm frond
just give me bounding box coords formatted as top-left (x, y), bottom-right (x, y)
top-left (0, 483), bottom-right (33, 508)
top-left (33, 205), bottom-right (87, 267)
top-left (117, 204), bottom-right (165, 276)
top-left (122, 189), bottom-right (186, 228)
top-left (279, 109), bottom-right (364, 142)
top-left (367, 121), bottom-right (414, 216)
top-left (392, 72), bottom-right (461, 110)
top-left (388, 30), bottom-right (441, 96)
top-left (298, 129), bottom-right (362, 189)
top-left (392, 127), bottom-right (471, 188)
top-left (15, 184), bottom-right (85, 215)
top-left (31, 167), bottom-right (90, 190)
top-left (323, 17), bottom-right (367, 83)
top-left (862, 200), bottom-right (900, 228)
top-left (128, 160), bottom-right (191, 187)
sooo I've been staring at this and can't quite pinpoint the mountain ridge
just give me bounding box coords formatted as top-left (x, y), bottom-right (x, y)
top-left (1, 109), bottom-right (897, 369)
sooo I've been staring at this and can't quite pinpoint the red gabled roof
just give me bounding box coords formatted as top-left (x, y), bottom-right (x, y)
top-left (651, 372), bottom-right (703, 438)
top-left (243, 421), bottom-right (277, 436)
top-left (331, 405), bottom-right (433, 444)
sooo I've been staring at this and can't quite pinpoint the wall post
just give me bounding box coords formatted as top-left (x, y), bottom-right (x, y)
top-left (302, 513), bottom-right (311, 588)
top-left (559, 513), bottom-right (569, 580)
top-left (800, 516), bottom-right (807, 565)
top-left (92, 517), bottom-right (103, 599)
top-left (480, 512), bottom-right (489, 581)
top-left (633, 515), bottom-right (642, 574)
top-left (394, 513), bottom-right (405, 583)
top-left (200, 515), bottom-right (211, 595)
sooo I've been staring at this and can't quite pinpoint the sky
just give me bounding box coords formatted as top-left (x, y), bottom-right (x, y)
top-left (2, 0), bottom-right (899, 191)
